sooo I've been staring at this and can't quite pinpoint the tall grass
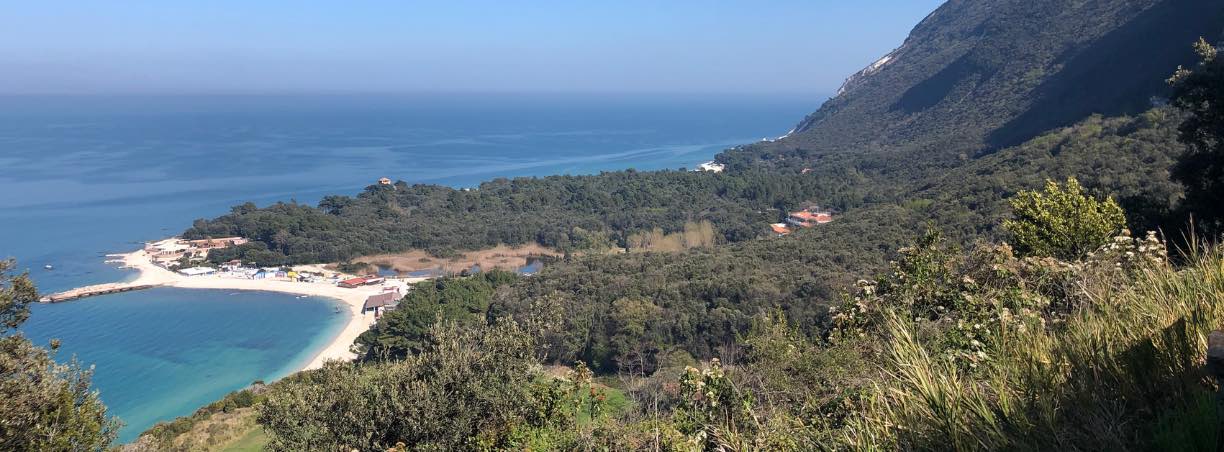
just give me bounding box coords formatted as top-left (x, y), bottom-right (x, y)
top-left (844, 246), bottom-right (1224, 450)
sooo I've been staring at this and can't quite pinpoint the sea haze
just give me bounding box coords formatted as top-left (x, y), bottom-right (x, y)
top-left (1, 93), bottom-right (819, 442)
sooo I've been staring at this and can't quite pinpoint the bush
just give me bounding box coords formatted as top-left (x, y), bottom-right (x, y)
top-left (1004, 177), bottom-right (1126, 260)
top-left (260, 320), bottom-right (547, 451)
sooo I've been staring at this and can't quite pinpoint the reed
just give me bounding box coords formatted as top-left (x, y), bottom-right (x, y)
top-left (845, 244), bottom-right (1224, 450)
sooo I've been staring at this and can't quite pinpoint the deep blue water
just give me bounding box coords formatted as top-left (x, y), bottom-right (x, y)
top-left (0, 93), bottom-right (818, 442)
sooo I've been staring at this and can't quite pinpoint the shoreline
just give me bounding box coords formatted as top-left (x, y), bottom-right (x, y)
top-left (100, 248), bottom-right (419, 371)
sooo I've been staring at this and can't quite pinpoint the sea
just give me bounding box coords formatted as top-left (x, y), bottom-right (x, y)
top-left (0, 93), bottom-right (818, 442)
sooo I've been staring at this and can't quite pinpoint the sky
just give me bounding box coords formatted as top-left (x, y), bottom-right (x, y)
top-left (0, 1), bottom-right (944, 95)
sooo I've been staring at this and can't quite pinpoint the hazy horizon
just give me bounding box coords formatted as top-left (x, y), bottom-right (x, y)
top-left (2, 1), bottom-right (943, 95)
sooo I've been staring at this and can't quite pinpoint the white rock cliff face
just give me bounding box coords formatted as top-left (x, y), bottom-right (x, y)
top-left (835, 51), bottom-right (898, 97)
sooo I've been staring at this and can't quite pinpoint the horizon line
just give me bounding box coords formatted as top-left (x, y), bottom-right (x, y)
top-left (0, 89), bottom-right (832, 98)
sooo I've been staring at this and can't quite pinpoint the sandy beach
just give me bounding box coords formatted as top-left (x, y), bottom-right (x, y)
top-left (103, 248), bottom-right (420, 371)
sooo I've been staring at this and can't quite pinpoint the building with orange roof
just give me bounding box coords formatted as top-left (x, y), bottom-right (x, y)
top-left (786, 209), bottom-right (834, 227)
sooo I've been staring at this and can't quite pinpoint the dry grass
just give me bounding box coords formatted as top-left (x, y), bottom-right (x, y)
top-left (346, 243), bottom-right (561, 275)
top-left (626, 220), bottom-right (717, 253)
top-left (845, 246), bottom-right (1224, 450)
top-left (124, 408), bottom-right (261, 452)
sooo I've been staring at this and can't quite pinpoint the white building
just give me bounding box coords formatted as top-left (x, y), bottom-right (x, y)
top-left (178, 267), bottom-right (217, 277)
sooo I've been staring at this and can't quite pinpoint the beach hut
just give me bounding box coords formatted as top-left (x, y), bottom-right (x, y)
top-left (362, 292), bottom-right (400, 316)
top-left (339, 277), bottom-right (368, 288)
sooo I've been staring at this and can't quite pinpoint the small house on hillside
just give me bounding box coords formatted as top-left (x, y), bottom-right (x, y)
top-left (770, 223), bottom-right (791, 236)
top-left (786, 209), bottom-right (834, 228)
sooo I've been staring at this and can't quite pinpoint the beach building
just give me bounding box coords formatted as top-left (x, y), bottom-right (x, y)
top-left (145, 237), bottom-right (249, 267)
top-left (254, 268), bottom-right (280, 279)
top-left (233, 268), bottom-right (259, 279)
top-left (362, 291), bottom-right (401, 317)
top-left (145, 239), bottom-right (192, 265)
top-left (185, 237), bottom-right (249, 249)
top-left (339, 277), bottom-right (368, 288)
top-left (178, 267), bottom-right (217, 277)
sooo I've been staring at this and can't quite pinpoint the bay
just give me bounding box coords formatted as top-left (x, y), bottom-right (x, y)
top-left (0, 93), bottom-right (818, 442)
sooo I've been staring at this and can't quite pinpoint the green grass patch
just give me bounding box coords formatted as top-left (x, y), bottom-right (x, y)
top-left (221, 426), bottom-right (268, 452)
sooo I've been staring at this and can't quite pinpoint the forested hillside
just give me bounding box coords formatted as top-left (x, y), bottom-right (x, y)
top-left (347, 107), bottom-right (1184, 376)
top-left (185, 169), bottom-right (861, 264)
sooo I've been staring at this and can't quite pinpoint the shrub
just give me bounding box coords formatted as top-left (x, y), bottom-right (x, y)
top-left (259, 320), bottom-right (547, 451)
top-left (1004, 177), bottom-right (1126, 260)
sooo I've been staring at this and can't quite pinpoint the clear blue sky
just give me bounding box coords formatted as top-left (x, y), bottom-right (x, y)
top-left (0, 1), bottom-right (944, 95)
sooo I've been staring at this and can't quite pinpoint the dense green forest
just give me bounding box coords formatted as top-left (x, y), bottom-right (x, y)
top-left (184, 168), bottom-right (868, 265)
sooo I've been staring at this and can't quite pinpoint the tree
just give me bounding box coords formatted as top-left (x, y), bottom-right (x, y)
top-left (1169, 38), bottom-right (1224, 234)
top-left (317, 195), bottom-right (352, 215)
top-left (1004, 178), bottom-right (1126, 260)
top-left (0, 259), bottom-right (119, 450)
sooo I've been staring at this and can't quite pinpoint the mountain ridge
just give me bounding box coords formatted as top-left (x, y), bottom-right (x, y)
top-left (772, 0), bottom-right (1224, 164)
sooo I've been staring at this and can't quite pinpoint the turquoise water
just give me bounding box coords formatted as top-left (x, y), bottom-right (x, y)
top-left (22, 288), bottom-right (347, 441)
top-left (0, 93), bottom-right (818, 442)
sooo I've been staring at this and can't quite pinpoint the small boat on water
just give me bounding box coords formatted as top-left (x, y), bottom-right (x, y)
top-left (44, 264), bottom-right (53, 270)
